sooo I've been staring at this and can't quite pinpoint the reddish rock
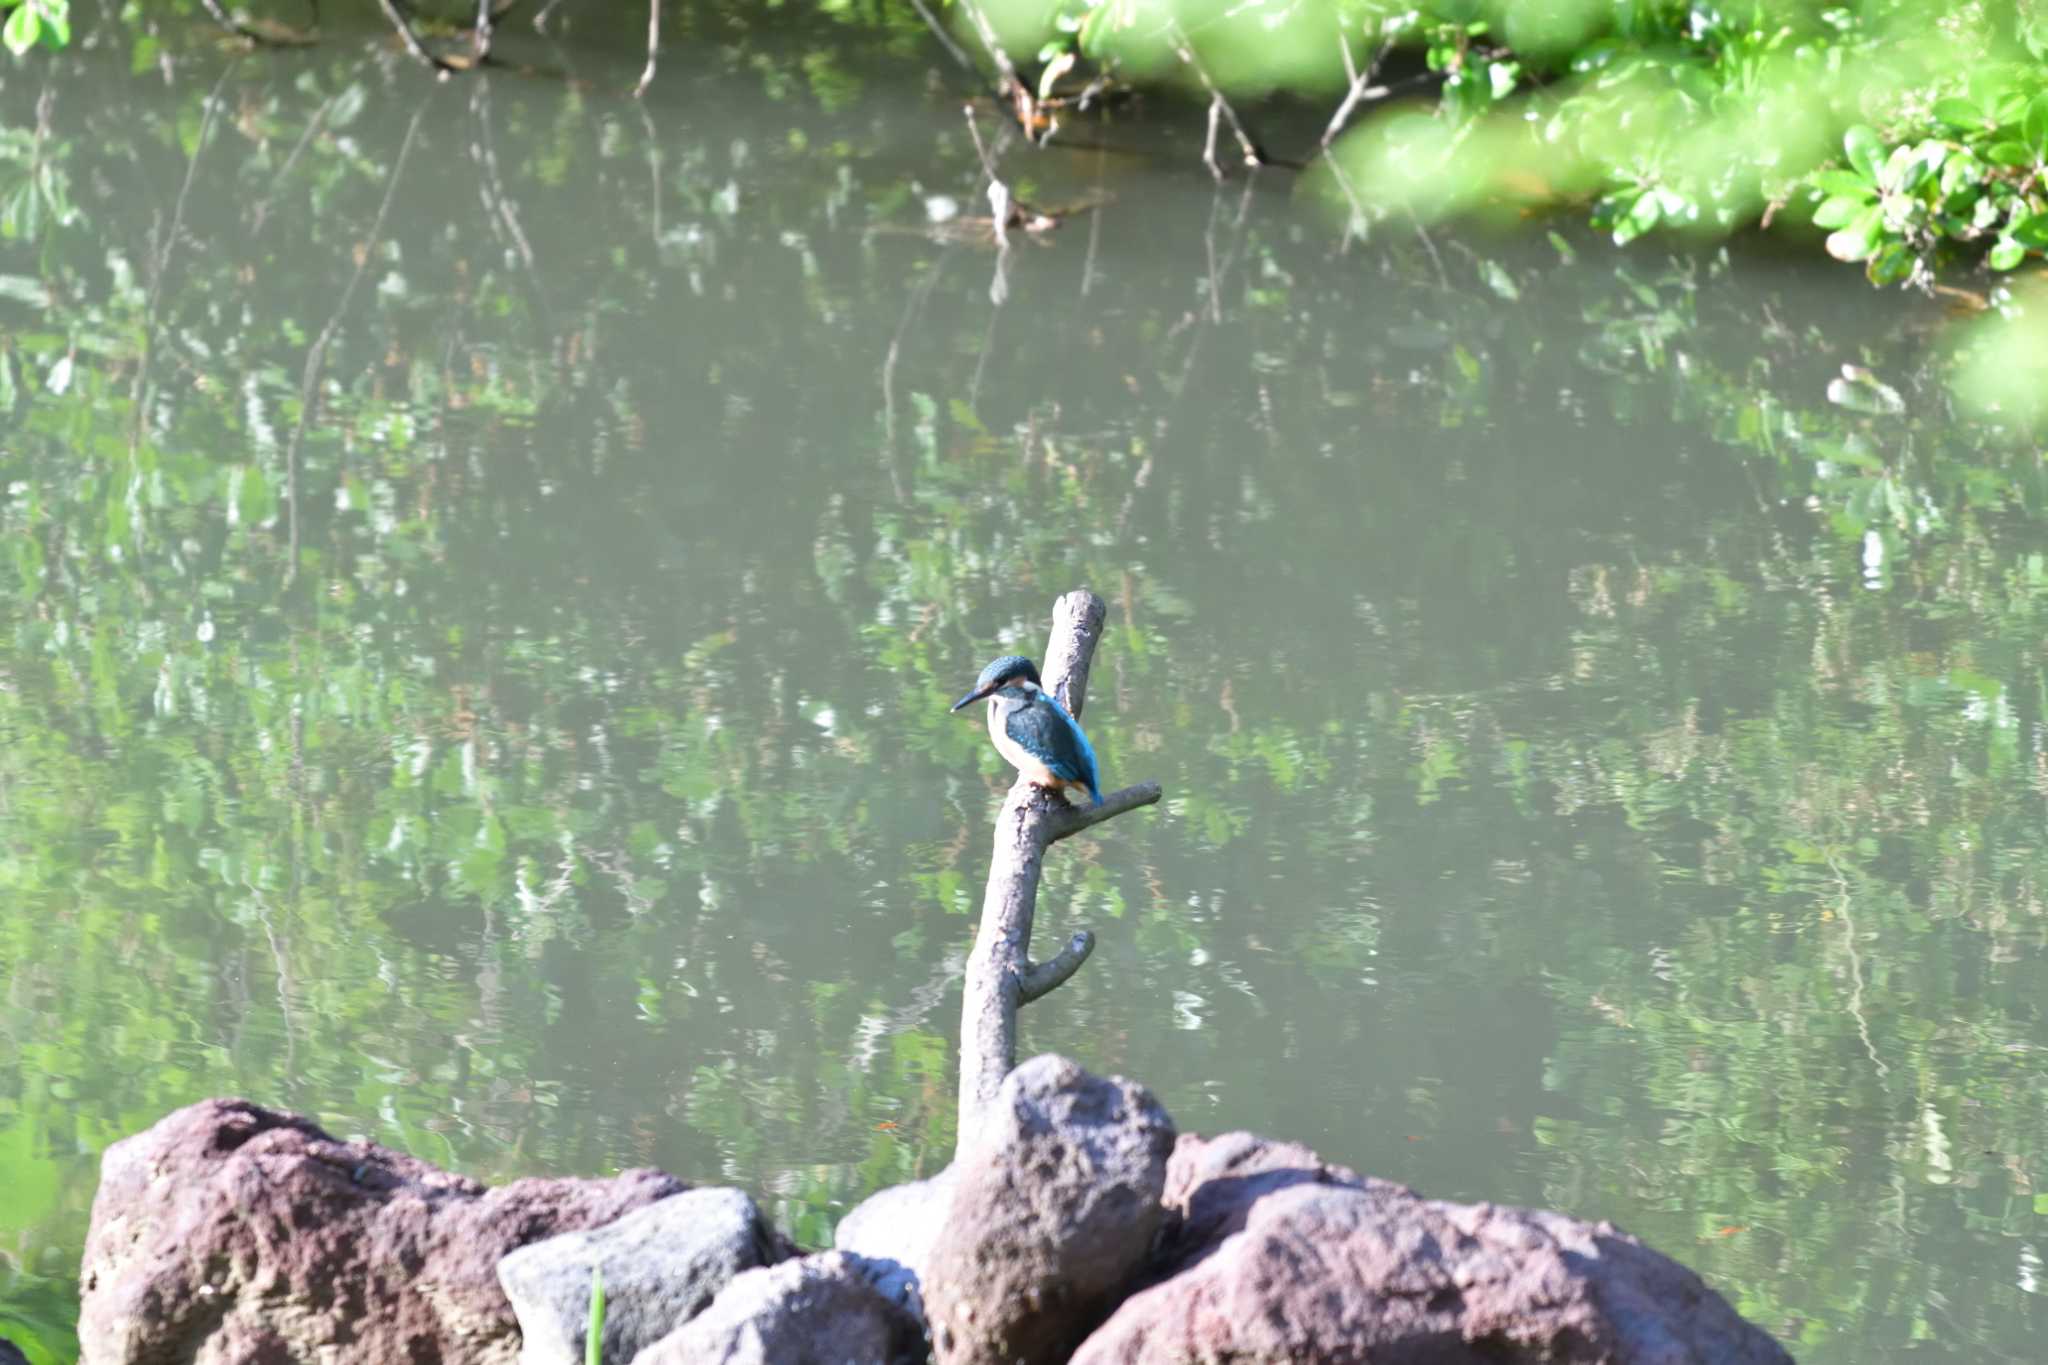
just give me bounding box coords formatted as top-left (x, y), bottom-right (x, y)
top-left (78, 1098), bottom-right (687, 1365)
top-left (922, 1055), bottom-right (1176, 1365)
top-left (1071, 1132), bottom-right (1794, 1365)
top-left (1152, 1129), bottom-right (1392, 1280)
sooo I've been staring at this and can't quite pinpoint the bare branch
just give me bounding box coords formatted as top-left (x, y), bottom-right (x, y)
top-left (633, 0), bottom-right (660, 97)
top-left (1042, 587), bottom-right (1106, 719)
top-left (375, 0), bottom-right (454, 75)
top-left (1019, 931), bottom-right (1095, 1004)
top-left (907, 0), bottom-right (975, 74)
top-left (1172, 24), bottom-right (1263, 178)
top-left (472, 0), bottom-right (495, 62)
top-left (951, 0), bottom-right (1039, 132)
top-left (1322, 29), bottom-right (1394, 149)
top-left (954, 591), bottom-right (1161, 1148)
top-left (196, 0), bottom-right (263, 44)
top-left (1047, 782), bottom-right (1162, 843)
top-left (1203, 94), bottom-right (1226, 184)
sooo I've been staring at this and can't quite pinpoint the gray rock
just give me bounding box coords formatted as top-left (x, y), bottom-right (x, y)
top-left (831, 1165), bottom-right (956, 1319)
top-left (921, 1054), bottom-right (1176, 1365)
top-left (77, 1098), bottom-right (686, 1365)
top-left (498, 1187), bottom-right (795, 1365)
top-left (1071, 1131), bottom-right (1795, 1365)
top-left (631, 1251), bottom-right (926, 1365)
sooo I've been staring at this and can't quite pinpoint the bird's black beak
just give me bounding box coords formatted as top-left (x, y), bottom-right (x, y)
top-left (950, 683), bottom-right (996, 713)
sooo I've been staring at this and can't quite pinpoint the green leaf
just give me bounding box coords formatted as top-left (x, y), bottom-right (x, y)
top-left (1077, 4), bottom-right (1115, 56)
top-left (585, 1264), bottom-right (605, 1365)
top-left (1614, 189), bottom-right (1662, 244)
top-left (1901, 142), bottom-right (1945, 193)
top-left (1939, 153), bottom-right (1985, 197)
top-left (2014, 213), bottom-right (2048, 248)
top-left (1811, 169), bottom-right (1875, 198)
top-left (1867, 241), bottom-right (1913, 286)
top-left (1674, 64), bottom-right (1717, 106)
top-left (38, 0), bottom-right (68, 47)
top-left (0, 273), bottom-right (50, 307)
top-left (4, 4), bottom-right (41, 55)
top-left (1477, 258), bottom-right (1519, 301)
top-left (1812, 194), bottom-right (1870, 229)
top-left (1824, 205), bottom-right (1883, 263)
top-left (1986, 141), bottom-right (2035, 167)
top-left (1933, 97), bottom-right (1986, 130)
top-left (2027, 93), bottom-right (2048, 152)
top-left (1988, 236), bottom-right (2025, 270)
top-left (1979, 75), bottom-right (2029, 125)
top-left (235, 465), bottom-right (277, 528)
top-left (1843, 125), bottom-right (1884, 180)
top-left (1035, 48), bottom-right (1074, 101)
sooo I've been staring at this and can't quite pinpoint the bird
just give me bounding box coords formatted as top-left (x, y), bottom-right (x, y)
top-left (950, 654), bottom-right (1103, 806)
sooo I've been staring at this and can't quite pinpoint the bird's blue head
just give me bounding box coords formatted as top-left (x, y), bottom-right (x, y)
top-left (950, 654), bottom-right (1041, 712)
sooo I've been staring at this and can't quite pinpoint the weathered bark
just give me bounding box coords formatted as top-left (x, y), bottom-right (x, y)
top-left (955, 590), bottom-right (1162, 1148)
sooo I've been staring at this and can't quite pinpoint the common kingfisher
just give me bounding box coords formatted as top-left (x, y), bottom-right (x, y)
top-left (951, 654), bottom-right (1103, 806)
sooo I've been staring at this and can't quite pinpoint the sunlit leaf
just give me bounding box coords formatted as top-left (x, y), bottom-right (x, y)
top-left (1811, 194), bottom-right (1869, 229)
top-left (2026, 92), bottom-right (2048, 152)
top-left (2011, 212), bottom-right (2048, 248)
top-left (1477, 258), bottom-right (1519, 301)
top-left (1932, 97), bottom-right (1986, 130)
top-left (1810, 170), bottom-right (1874, 199)
top-left (0, 273), bottom-right (51, 307)
top-left (1842, 125), bottom-right (1883, 180)
top-left (1826, 365), bottom-right (1905, 413)
top-left (1823, 205), bottom-right (1882, 262)
top-left (4, 4), bottom-right (40, 55)
top-left (1612, 190), bottom-right (1661, 244)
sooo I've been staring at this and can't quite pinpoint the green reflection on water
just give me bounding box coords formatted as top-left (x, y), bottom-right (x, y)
top-left (1, 15), bottom-right (2045, 1365)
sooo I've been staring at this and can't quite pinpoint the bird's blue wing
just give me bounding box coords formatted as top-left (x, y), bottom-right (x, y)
top-left (1007, 692), bottom-right (1102, 804)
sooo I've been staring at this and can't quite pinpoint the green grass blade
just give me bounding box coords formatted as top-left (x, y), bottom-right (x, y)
top-left (585, 1264), bottom-right (606, 1365)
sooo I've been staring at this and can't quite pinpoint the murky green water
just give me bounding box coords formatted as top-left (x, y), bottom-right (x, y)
top-left (1, 11), bottom-right (2045, 1363)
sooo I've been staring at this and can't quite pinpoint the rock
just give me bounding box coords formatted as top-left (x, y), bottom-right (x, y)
top-left (1071, 1131), bottom-right (1795, 1365)
top-left (831, 1165), bottom-right (956, 1318)
top-left (1152, 1130), bottom-right (1389, 1280)
top-left (0, 1337), bottom-right (27, 1365)
top-left (921, 1054), bottom-right (1176, 1365)
top-left (631, 1251), bottom-right (926, 1365)
top-left (78, 1098), bottom-right (687, 1365)
top-left (498, 1187), bottom-right (795, 1365)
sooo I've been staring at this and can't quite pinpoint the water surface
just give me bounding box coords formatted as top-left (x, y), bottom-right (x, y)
top-left (0, 12), bottom-right (2044, 1362)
